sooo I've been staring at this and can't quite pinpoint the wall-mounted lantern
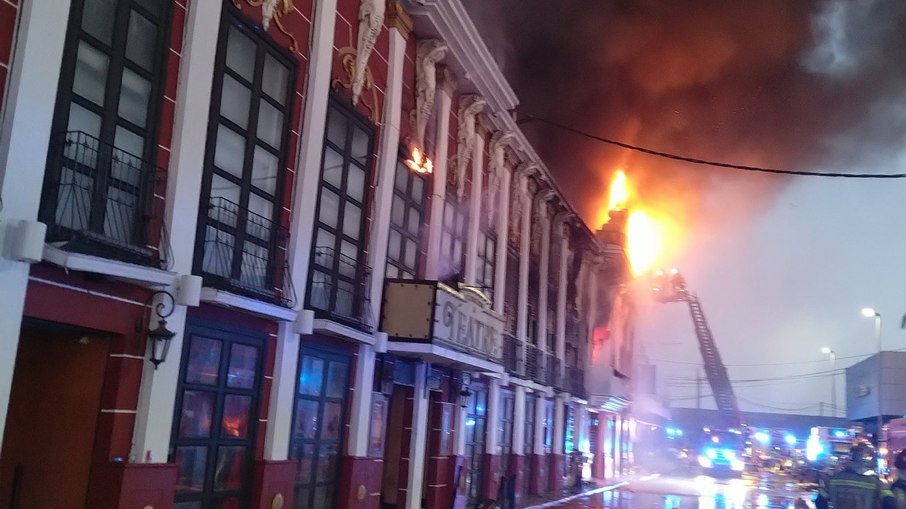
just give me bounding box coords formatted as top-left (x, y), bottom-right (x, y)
top-left (458, 371), bottom-right (473, 408)
top-left (147, 290), bottom-right (176, 369)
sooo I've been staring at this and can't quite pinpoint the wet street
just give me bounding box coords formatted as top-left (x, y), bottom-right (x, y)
top-left (539, 472), bottom-right (816, 508)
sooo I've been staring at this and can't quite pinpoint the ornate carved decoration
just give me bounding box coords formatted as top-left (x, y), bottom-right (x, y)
top-left (415, 39), bottom-right (448, 148)
top-left (332, 47), bottom-right (380, 124)
top-left (456, 94), bottom-right (486, 200)
top-left (353, 0), bottom-right (385, 106)
top-left (509, 164), bottom-right (537, 248)
top-left (233, 0), bottom-right (299, 53)
top-left (486, 131), bottom-right (515, 225)
top-left (387, 0), bottom-right (413, 37)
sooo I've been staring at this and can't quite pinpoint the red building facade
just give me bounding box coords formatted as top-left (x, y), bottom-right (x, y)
top-left (0, 1), bottom-right (635, 508)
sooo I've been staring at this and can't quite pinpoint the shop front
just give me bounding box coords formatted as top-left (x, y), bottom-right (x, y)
top-left (380, 280), bottom-right (506, 509)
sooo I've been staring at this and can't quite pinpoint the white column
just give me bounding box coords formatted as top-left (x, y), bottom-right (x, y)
top-left (0, 0), bottom-right (71, 454)
top-left (516, 174), bottom-right (530, 344)
top-left (537, 203), bottom-right (551, 350)
top-left (264, 322), bottom-right (300, 459)
top-left (455, 392), bottom-right (468, 456)
top-left (552, 395), bottom-right (565, 455)
top-left (406, 363), bottom-right (430, 509)
top-left (485, 377), bottom-right (501, 455)
top-left (347, 343), bottom-right (377, 456)
top-left (533, 395), bottom-right (546, 455)
top-left (286, 0), bottom-right (337, 305)
top-left (556, 225), bottom-right (569, 375)
top-left (131, 0), bottom-right (224, 462)
top-left (367, 26), bottom-right (406, 320)
top-left (425, 79), bottom-right (454, 280)
top-left (492, 168), bottom-right (511, 314)
top-left (512, 385), bottom-right (526, 455)
top-left (464, 134), bottom-right (485, 285)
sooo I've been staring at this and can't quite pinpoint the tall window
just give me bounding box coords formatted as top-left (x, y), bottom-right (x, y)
top-left (523, 397), bottom-right (536, 495)
top-left (386, 158), bottom-right (427, 279)
top-left (196, 10), bottom-right (295, 303)
top-left (464, 384), bottom-right (488, 504)
top-left (475, 231), bottom-right (496, 295)
top-left (440, 197), bottom-right (467, 281)
top-left (308, 97), bottom-right (374, 327)
top-left (498, 392), bottom-right (515, 482)
top-left (42, 0), bottom-right (171, 262)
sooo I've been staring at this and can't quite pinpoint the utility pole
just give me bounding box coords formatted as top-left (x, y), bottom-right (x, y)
top-left (696, 370), bottom-right (703, 410)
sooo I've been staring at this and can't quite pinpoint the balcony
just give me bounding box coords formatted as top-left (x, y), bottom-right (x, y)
top-left (525, 344), bottom-right (546, 385)
top-left (199, 197), bottom-right (295, 307)
top-left (565, 365), bottom-right (586, 398)
top-left (40, 131), bottom-right (169, 267)
top-left (502, 334), bottom-right (524, 376)
top-left (547, 354), bottom-right (562, 389)
top-left (309, 246), bottom-right (372, 332)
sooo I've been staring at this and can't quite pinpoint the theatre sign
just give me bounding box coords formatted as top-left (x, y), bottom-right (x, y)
top-left (380, 281), bottom-right (504, 363)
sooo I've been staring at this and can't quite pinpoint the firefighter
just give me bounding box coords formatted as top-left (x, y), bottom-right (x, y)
top-left (815, 443), bottom-right (895, 509)
top-left (890, 449), bottom-right (906, 507)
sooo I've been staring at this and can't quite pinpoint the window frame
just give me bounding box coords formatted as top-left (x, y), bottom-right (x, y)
top-left (475, 229), bottom-right (496, 295)
top-left (385, 153), bottom-right (429, 280)
top-left (306, 94), bottom-right (375, 326)
top-left (441, 195), bottom-right (468, 281)
top-left (194, 6), bottom-right (297, 298)
top-left (42, 0), bottom-right (173, 248)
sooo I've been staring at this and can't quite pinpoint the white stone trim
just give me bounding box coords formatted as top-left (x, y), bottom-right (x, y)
top-left (264, 322), bottom-right (300, 460)
top-left (199, 287), bottom-right (297, 322)
top-left (386, 341), bottom-right (504, 373)
top-left (312, 319), bottom-right (376, 345)
top-left (42, 245), bottom-right (178, 288)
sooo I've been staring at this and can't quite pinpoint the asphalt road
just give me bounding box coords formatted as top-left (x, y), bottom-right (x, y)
top-left (539, 471), bottom-right (817, 508)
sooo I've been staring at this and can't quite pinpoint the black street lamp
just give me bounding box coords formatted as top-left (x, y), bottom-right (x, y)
top-left (148, 290), bottom-right (176, 369)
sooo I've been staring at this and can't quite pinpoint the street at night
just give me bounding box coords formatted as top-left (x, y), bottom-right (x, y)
top-left (532, 473), bottom-right (815, 509)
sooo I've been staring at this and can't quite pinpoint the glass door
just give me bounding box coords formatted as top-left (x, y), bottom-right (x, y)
top-left (171, 327), bottom-right (263, 509)
top-left (289, 346), bottom-right (352, 509)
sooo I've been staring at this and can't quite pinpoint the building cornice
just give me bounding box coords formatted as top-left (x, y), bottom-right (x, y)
top-left (405, 0), bottom-right (518, 113)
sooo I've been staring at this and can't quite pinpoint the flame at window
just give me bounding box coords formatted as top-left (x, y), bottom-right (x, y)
top-left (405, 146), bottom-right (433, 174)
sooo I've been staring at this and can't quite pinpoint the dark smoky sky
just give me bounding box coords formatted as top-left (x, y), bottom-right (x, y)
top-left (463, 0), bottom-right (906, 415)
top-left (463, 0), bottom-right (906, 226)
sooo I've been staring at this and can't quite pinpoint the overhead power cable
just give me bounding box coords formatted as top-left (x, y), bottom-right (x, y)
top-left (517, 115), bottom-right (906, 179)
top-left (653, 346), bottom-right (906, 369)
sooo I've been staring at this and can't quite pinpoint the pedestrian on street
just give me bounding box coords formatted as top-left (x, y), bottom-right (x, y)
top-left (815, 443), bottom-right (895, 509)
top-left (890, 449), bottom-right (906, 508)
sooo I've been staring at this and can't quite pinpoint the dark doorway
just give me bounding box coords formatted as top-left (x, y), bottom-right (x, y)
top-left (0, 324), bottom-right (109, 508)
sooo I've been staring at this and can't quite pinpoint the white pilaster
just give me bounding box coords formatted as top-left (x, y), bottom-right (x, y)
top-left (512, 385), bottom-right (526, 455)
top-left (552, 394), bottom-right (565, 455)
top-left (425, 83), bottom-right (453, 280)
top-left (406, 363), bottom-right (430, 509)
top-left (556, 225), bottom-right (569, 375)
top-left (367, 26), bottom-right (406, 319)
top-left (287, 0), bottom-right (338, 305)
top-left (537, 203), bottom-right (551, 350)
top-left (264, 322), bottom-right (300, 459)
top-left (347, 343), bottom-right (376, 456)
top-left (516, 174), bottom-right (530, 344)
top-left (455, 391), bottom-right (468, 456)
top-left (492, 168), bottom-right (511, 314)
top-left (131, 0), bottom-right (223, 462)
top-left (464, 134), bottom-right (485, 285)
top-left (533, 395), bottom-right (546, 455)
top-left (485, 376), bottom-right (501, 455)
top-left (0, 0), bottom-right (71, 454)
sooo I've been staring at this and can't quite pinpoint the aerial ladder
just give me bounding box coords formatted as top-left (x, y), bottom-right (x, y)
top-left (653, 269), bottom-right (743, 429)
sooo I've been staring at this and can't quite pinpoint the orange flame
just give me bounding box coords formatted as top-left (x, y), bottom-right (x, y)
top-left (603, 169), bottom-right (666, 276)
top-left (405, 146), bottom-right (433, 174)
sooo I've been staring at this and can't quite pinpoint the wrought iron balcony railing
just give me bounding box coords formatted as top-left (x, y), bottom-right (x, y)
top-left (308, 246), bottom-right (373, 332)
top-left (199, 197), bottom-right (296, 307)
top-left (40, 131), bottom-right (170, 267)
top-left (525, 344), bottom-right (546, 385)
top-left (566, 366), bottom-right (586, 398)
top-left (502, 334), bottom-right (524, 376)
top-left (547, 354), bottom-right (562, 389)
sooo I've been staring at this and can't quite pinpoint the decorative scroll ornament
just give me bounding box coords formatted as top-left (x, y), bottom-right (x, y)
top-left (456, 95), bottom-right (486, 200)
top-left (332, 47), bottom-right (380, 124)
top-left (353, 0), bottom-right (385, 106)
top-left (233, 0), bottom-right (299, 53)
top-left (485, 131), bottom-right (515, 225)
top-left (415, 40), bottom-right (448, 147)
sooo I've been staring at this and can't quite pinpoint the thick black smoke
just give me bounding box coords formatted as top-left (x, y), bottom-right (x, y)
top-left (463, 0), bottom-right (906, 228)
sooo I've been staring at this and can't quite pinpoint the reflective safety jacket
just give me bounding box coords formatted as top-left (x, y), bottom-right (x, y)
top-left (815, 468), bottom-right (895, 509)
top-left (891, 479), bottom-right (906, 509)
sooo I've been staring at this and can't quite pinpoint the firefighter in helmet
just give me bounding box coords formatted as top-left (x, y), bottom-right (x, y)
top-left (815, 442), bottom-right (894, 509)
